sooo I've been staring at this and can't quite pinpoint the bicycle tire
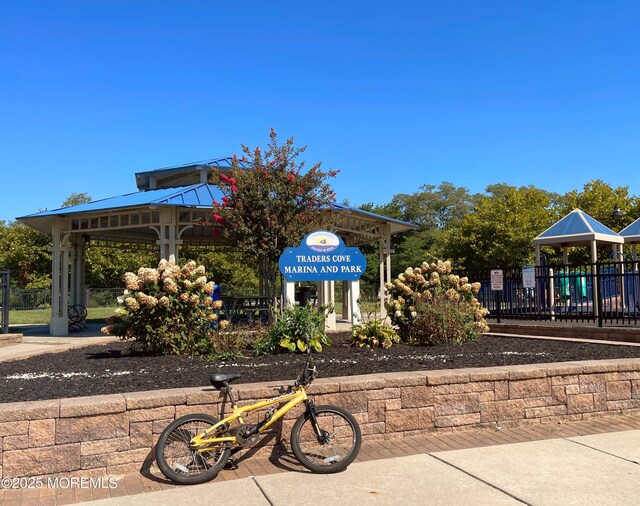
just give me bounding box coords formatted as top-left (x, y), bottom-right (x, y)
top-left (290, 404), bottom-right (361, 473)
top-left (155, 413), bottom-right (231, 485)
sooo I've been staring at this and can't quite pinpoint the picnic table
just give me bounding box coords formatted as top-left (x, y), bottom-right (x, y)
top-left (222, 296), bottom-right (272, 324)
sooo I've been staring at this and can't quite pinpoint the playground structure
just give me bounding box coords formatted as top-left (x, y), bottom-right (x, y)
top-left (463, 260), bottom-right (640, 326)
top-left (464, 209), bottom-right (640, 327)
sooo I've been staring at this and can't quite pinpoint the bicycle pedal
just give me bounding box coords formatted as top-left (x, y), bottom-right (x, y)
top-left (224, 460), bottom-right (238, 470)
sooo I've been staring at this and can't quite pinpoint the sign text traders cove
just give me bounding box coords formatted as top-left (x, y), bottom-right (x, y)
top-left (278, 231), bottom-right (367, 281)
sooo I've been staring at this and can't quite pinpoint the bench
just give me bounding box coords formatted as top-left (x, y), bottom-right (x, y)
top-left (68, 304), bottom-right (88, 331)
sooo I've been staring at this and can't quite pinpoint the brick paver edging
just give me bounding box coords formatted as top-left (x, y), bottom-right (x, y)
top-left (2, 357), bottom-right (640, 480)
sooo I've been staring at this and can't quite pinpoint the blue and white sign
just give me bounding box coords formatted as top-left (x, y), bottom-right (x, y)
top-left (278, 231), bottom-right (367, 281)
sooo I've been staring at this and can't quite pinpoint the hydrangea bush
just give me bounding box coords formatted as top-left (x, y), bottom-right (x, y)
top-left (102, 257), bottom-right (228, 355)
top-left (385, 260), bottom-right (489, 345)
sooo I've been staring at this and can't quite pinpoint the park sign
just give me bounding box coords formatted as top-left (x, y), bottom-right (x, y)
top-left (278, 231), bottom-right (367, 282)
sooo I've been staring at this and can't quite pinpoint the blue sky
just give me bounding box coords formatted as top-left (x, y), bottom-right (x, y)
top-left (2, 1), bottom-right (639, 222)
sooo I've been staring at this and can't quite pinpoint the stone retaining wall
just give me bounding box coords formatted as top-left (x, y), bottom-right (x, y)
top-left (2, 358), bottom-right (640, 479)
top-left (0, 334), bottom-right (22, 348)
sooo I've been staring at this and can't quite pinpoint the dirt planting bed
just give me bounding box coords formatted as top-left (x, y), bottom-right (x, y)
top-left (3, 332), bottom-right (640, 404)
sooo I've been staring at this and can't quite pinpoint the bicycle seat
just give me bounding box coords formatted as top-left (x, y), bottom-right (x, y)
top-left (209, 373), bottom-right (241, 390)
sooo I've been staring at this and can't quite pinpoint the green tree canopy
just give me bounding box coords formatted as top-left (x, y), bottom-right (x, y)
top-left (561, 179), bottom-right (638, 232)
top-left (446, 184), bottom-right (560, 269)
top-left (61, 192), bottom-right (92, 208)
top-left (0, 221), bottom-right (51, 287)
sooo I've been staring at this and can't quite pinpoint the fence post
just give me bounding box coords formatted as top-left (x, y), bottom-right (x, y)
top-left (549, 268), bottom-right (555, 322)
top-left (596, 262), bottom-right (603, 327)
top-left (0, 271), bottom-right (9, 334)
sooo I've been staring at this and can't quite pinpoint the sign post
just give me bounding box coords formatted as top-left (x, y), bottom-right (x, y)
top-left (279, 231), bottom-right (367, 327)
top-left (490, 269), bottom-right (503, 323)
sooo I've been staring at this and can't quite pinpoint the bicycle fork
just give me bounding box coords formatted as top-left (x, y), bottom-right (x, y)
top-left (305, 400), bottom-right (330, 444)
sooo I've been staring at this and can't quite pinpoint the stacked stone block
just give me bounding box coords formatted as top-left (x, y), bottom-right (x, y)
top-left (2, 358), bottom-right (640, 479)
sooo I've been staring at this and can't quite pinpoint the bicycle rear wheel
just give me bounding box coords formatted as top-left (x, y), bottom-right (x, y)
top-left (155, 413), bottom-right (230, 485)
top-left (290, 404), bottom-right (361, 473)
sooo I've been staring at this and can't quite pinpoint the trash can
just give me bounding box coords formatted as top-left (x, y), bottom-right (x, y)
top-left (297, 286), bottom-right (312, 306)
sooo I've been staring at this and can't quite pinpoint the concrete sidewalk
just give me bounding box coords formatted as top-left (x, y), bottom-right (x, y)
top-left (82, 428), bottom-right (640, 506)
top-left (0, 324), bottom-right (116, 362)
top-left (3, 413), bottom-right (640, 505)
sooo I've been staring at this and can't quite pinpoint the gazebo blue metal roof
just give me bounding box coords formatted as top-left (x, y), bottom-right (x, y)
top-left (533, 208), bottom-right (623, 246)
top-left (19, 184), bottom-right (222, 218)
top-left (18, 184), bottom-right (416, 238)
top-left (135, 157), bottom-right (252, 191)
top-left (620, 217), bottom-right (640, 243)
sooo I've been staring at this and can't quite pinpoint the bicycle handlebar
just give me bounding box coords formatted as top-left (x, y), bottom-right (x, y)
top-left (295, 334), bottom-right (316, 387)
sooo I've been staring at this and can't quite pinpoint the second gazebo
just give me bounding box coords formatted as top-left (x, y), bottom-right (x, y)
top-left (533, 208), bottom-right (623, 264)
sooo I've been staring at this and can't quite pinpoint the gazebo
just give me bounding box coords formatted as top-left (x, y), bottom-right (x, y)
top-left (533, 208), bottom-right (624, 264)
top-left (620, 218), bottom-right (640, 260)
top-left (17, 158), bottom-right (416, 335)
top-left (533, 208), bottom-right (624, 316)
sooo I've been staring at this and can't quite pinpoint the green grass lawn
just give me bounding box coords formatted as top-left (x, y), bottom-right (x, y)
top-left (9, 307), bottom-right (116, 325)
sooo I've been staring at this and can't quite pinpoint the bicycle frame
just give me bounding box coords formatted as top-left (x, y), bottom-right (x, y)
top-left (190, 385), bottom-right (308, 452)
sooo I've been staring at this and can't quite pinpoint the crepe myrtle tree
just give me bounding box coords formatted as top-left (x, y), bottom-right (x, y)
top-left (208, 129), bottom-right (339, 306)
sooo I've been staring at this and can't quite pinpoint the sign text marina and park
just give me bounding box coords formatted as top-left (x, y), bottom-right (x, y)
top-left (278, 231), bottom-right (366, 282)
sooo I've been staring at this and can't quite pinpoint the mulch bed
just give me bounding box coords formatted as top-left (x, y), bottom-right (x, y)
top-left (2, 332), bottom-right (640, 404)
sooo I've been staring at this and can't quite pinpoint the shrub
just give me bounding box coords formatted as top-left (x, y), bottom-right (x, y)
top-left (102, 257), bottom-right (227, 355)
top-left (207, 322), bottom-right (269, 361)
top-left (411, 296), bottom-right (479, 345)
top-left (254, 303), bottom-right (330, 354)
top-left (350, 318), bottom-right (400, 349)
top-left (385, 260), bottom-right (489, 345)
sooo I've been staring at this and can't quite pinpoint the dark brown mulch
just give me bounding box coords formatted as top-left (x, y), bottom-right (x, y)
top-left (2, 332), bottom-right (640, 404)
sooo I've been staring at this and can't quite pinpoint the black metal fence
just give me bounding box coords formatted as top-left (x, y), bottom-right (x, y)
top-left (458, 260), bottom-right (640, 326)
top-left (9, 288), bottom-right (121, 310)
top-left (0, 271), bottom-right (8, 333)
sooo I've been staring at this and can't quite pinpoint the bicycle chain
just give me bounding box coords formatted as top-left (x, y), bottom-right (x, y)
top-left (235, 424), bottom-right (259, 446)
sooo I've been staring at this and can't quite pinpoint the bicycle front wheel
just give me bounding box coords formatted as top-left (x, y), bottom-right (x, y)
top-left (290, 404), bottom-right (361, 473)
top-left (155, 413), bottom-right (230, 485)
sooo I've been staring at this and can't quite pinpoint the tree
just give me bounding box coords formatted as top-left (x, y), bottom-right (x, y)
top-left (562, 180), bottom-right (637, 232)
top-left (85, 247), bottom-right (158, 287)
top-left (0, 221), bottom-right (51, 287)
top-left (446, 185), bottom-right (559, 269)
top-left (179, 245), bottom-right (259, 295)
top-left (61, 192), bottom-right (92, 208)
top-left (209, 129), bottom-right (339, 302)
top-left (556, 179), bottom-right (639, 263)
top-left (390, 182), bottom-right (477, 270)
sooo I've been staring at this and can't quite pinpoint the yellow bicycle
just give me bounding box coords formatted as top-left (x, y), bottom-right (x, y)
top-left (155, 338), bottom-right (362, 485)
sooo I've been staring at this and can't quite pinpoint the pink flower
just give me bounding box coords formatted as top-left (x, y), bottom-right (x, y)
top-left (228, 177), bottom-right (236, 185)
top-left (212, 229), bottom-right (221, 237)
top-left (231, 185), bottom-right (238, 192)
top-left (288, 175), bottom-right (294, 182)
top-left (219, 174), bottom-right (229, 182)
